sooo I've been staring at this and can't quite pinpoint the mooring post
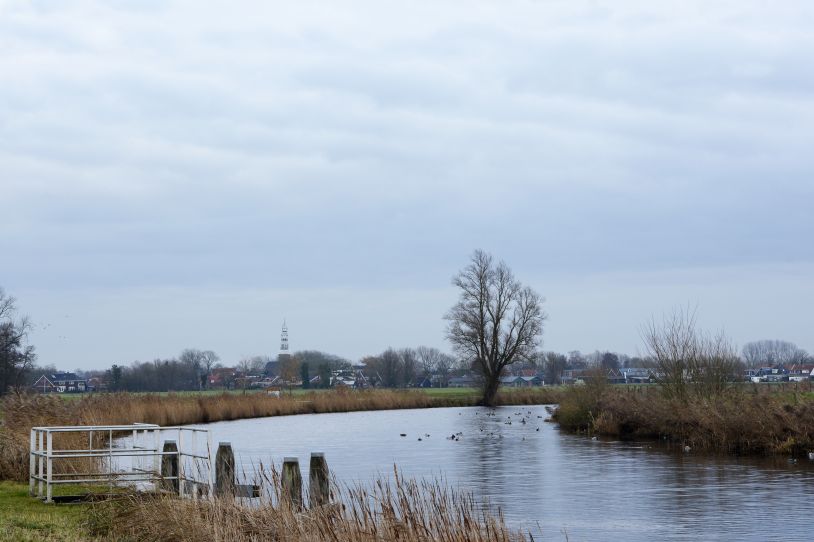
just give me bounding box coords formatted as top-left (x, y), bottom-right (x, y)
top-left (282, 457), bottom-right (302, 508)
top-left (215, 442), bottom-right (235, 497)
top-left (309, 452), bottom-right (329, 508)
top-left (161, 440), bottom-right (179, 494)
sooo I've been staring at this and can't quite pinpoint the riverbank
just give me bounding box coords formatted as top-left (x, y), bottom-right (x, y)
top-left (0, 482), bottom-right (91, 542)
top-left (553, 382), bottom-right (814, 456)
top-left (1, 470), bottom-right (529, 542)
top-left (0, 387), bottom-right (563, 482)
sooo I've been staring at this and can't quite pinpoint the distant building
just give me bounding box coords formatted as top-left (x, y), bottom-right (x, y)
top-left (208, 367), bottom-right (237, 388)
top-left (449, 375), bottom-right (478, 388)
top-left (278, 320), bottom-right (291, 364)
top-left (33, 373), bottom-right (87, 393)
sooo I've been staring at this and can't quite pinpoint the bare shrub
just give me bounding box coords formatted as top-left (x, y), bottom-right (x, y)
top-left (553, 379), bottom-right (814, 455)
top-left (641, 306), bottom-right (741, 401)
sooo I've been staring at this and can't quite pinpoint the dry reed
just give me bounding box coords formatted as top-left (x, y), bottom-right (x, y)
top-left (88, 466), bottom-right (527, 542)
top-left (554, 383), bottom-right (814, 455)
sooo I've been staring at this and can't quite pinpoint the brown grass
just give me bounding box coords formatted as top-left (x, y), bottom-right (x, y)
top-left (0, 387), bottom-right (563, 482)
top-left (554, 383), bottom-right (814, 455)
top-left (87, 466), bottom-right (527, 542)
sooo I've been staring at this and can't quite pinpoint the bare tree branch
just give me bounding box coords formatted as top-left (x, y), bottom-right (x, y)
top-left (445, 250), bottom-right (546, 406)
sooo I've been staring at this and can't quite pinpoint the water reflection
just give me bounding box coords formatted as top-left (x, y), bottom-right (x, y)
top-left (202, 406), bottom-right (813, 541)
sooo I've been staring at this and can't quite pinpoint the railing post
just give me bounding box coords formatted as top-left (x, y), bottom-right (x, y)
top-left (215, 442), bottom-right (235, 497)
top-left (282, 457), bottom-right (302, 509)
top-left (161, 440), bottom-right (180, 494)
top-left (309, 452), bottom-right (329, 508)
top-left (153, 428), bottom-right (161, 485)
top-left (108, 428), bottom-right (113, 494)
top-left (178, 430), bottom-right (185, 497)
top-left (37, 430), bottom-right (44, 498)
top-left (207, 431), bottom-right (215, 499)
top-left (46, 431), bottom-right (53, 503)
top-left (29, 430), bottom-right (36, 497)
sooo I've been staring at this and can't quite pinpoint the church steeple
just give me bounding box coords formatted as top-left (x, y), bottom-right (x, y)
top-left (280, 320), bottom-right (289, 356)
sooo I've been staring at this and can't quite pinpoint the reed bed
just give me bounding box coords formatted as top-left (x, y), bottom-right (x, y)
top-left (553, 383), bottom-right (814, 455)
top-left (0, 387), bottom-right (563, 481)
top-left (87, 465), bottom-right (527, 542)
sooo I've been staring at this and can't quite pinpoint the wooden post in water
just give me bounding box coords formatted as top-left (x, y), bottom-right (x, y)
top-left (215, 442), bottom-right (235, 497)
top-left (309, 452), bottom-right (329, 508)
top-left (161, 440), bottom-right (179, 494)
top-left (282, 457), bottom-right (302, 509)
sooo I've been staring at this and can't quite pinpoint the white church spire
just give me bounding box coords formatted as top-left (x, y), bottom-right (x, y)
top-left (280, 320), bottom-right (289, 356)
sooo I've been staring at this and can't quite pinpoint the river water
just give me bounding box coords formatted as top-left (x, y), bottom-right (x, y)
top-left (196, 406), bottom-right (812, 541)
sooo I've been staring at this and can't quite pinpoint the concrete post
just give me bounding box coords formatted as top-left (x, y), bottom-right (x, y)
top-left (281, 457), bottom-right (302, 509)
top-left (161, 440), bottom-right (179, 494)
top-left (309, 452), bottom-right (329, 508)
top-left (215, 442), bottom-right (235, 497)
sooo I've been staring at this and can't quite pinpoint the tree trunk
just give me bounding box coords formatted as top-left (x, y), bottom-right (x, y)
top-left (481, 375), bottom-right (500, 407)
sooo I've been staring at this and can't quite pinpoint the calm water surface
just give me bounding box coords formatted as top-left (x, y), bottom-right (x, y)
top-left (197, 406), bottom-right (812, 541)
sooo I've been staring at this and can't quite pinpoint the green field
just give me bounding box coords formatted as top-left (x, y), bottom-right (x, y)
top-left (0, 483), bottom-right (91, 542)
top-left (57, 387), bottom-right (485, 399)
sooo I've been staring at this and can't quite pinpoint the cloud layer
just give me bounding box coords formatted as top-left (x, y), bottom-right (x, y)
top-left (1, 1), bottom-right (812, 367)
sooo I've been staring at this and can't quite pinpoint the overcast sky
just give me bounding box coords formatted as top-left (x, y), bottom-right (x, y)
top-left (1, 0), bottom-right (812, 371)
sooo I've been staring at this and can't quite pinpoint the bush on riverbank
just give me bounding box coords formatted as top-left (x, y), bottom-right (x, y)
top-left (0, 387), bottom-right (564, 482)
top-left (553, 383), bottom-right (814, 455)
top-left (87, 467), bottom-right (526, 542)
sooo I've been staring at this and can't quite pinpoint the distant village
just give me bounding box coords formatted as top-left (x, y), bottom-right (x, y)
top-left (28, 326), bottom-right (814, 394)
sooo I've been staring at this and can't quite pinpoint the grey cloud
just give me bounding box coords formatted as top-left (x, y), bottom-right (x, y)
top-left (1, 0), bottom-right (812, 367)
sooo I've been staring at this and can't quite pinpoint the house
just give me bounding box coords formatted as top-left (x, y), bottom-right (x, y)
top-left (331, 375), bottom-right (357, 388)
top-left (621, 368), bottom-right (656, 384)
top-left (86, 377), bottom-right (105, 392)
top-left (449, 375), bottom-right (478, 388)
top-left (606, 369), bottom-right (626, 384)
top-left (500, 375), bottom-right (525, 387)
top-left (32, 373), bottom-right (87, 393)
top-left (208, 367), bottom-right (237, 388)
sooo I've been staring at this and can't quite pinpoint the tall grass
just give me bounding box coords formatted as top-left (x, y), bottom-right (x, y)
top-left (87, 466), bottom-right (528, 542)
top-left (553, 383), bottom-right (814, 455)
top-left (0, 387), bottom-right (563, 481)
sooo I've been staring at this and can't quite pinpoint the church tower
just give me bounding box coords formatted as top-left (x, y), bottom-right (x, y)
top-left (279, 320), bottom-right (290, 360)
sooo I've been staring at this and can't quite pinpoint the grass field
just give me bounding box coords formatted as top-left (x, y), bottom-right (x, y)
top-left (57, 386), bottom-right (533, 400)
top-left (0, 483), bottom-right (91, 542)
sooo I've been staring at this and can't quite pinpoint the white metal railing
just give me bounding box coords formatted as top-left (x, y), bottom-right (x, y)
top-left (29, 423), bottom-right (213, 503)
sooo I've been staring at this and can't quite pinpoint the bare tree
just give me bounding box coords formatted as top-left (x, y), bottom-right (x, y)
top-left (445, 250), bottom-right (546, 406)
top-left (742, 340), bottom-right (810, 368)
top-left (600, 352), bottom-right (619, 370)
top-left (237, 356), bottom-right (266, 376)
top-left (380, 348), bottom-right (402, 388)
top-left (179, 349), bottom-right (205, 390)
top-left (399, 348), bottom-right (418, 387)
top-left (416, 346), bottom-right (456, 386)
top-left (0, 287), bottom-right (36, 393)
top-left (642, 306), bottom-right (741, 400)
top-left (543, 352), bottom-right (568, 385)
top-left (567, 350), bottom-right (586, 370)
top-left (279, 355), bottom-right (301, 393)
top-left (200, 350), bottom-right (220, 389)
top-left (416, 346), bottom-right (443, 375)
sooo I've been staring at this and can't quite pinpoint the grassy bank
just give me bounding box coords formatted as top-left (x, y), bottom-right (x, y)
top-left (0, 482), bottom-right (91, 542)
top-left (0, 387), bottom-right (563, 482)
top-left (553, 382), bottom-right (814, 456)
top-left (1, 470), bottom-right (531, 542)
